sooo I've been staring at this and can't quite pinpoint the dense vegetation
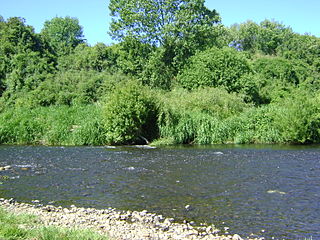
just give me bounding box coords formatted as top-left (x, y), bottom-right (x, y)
top-left (0, 0), bottom-right (319, 145)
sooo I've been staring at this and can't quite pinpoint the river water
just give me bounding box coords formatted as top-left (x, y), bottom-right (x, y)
top-left (0, 145), bottom-right (319, 239)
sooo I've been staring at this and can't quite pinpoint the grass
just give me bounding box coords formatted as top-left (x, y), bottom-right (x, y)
top-left (0, 207), bottom-right (109, 240)
top-left (0, 104), bottom-right (106, 146)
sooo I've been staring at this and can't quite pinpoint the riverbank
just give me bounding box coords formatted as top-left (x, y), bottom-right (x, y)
top-left (0, 198), bottom-right (264, 240)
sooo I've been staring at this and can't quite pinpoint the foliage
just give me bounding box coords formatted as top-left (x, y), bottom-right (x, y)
top-left (140, 47), bottom-right (175, 89)
top-left (0, 105), bottom-right (106, 145)
top-left (1, 70), bottom-right (129, 108)
top-left (225, 90), bottom-right (320, 144)
top-left (177, 47), bottom-right (252, 92)
top-left (277, 33), bottom-right (320, 70)
top-left (57, 43), bottom-right (119, 72)
top-left (41, 16), bottom-right (84, 55)
top-left (109, 0), bottom-right (220, 47)
top-left (253, 56), bottom-right (311, 85)
top-left (0, 17), bottom-right (55, 98)
top-left (270, 90), bottom-right (320, 143)
top-left (112, 38), bottom-right (155, 76)
top-left (103, 80), bottom-right (158, 144)
top-left (230, 19), bottom-right (293, 55)
top-left (0, 12), bottom-right (320, 146)
top-left (156, 87), bottom-right (249, 144)
top-left (109, 0), bottom-right (223, 81)
top-left (250, 56), bottom-right (316, 104)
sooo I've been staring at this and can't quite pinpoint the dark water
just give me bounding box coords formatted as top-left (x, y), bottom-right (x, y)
top-left (0, 145), bottom-right (319, 239)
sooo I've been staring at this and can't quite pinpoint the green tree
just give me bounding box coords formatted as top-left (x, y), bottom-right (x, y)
top-left (57, 43), bottom-right (120, 72)
top-left (109, 0), bottom-right (222, 87)
top-left (41, 16), bottom-right (85, 55)
top-left (278, 33), bottom-right (320, 70)
top-left (109, 0), bottom-right (220, 46)
top-left (0, 17), bottom-right (55, 99)
top-left (231, 20), bottom-right (293, 55)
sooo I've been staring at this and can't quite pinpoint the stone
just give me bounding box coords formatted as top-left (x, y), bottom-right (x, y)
top-left (232, 234), bottom-right (243, 240)
top-left (0, 198), bottom-right (262, 240)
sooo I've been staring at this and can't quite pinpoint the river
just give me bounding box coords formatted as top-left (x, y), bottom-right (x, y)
top-left (0, 144), bottom-right (319, 239)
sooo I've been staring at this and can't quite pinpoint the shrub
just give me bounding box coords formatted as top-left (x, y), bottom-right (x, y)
top-left (252, 56), bottom-right (311, 85)
top-left (177, 47), bottom-right (252, 92)
top-left (270, 90), bottom-right (320, 143)
top-left (102, 80), bottom-right (158, 144)
top-left (156, 87), bottom-right (249, 144)
top-left (9, 71), bottom-right (130, 107)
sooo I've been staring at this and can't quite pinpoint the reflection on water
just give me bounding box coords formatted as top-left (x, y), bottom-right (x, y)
top-left (0, 144), bottom-right (319, 239)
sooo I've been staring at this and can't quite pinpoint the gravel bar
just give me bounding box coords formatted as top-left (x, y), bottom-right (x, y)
top-left (0, 198), bottom-right (264, 240)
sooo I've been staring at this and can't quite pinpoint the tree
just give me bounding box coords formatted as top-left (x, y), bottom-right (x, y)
top-left (109, 0), bottom-right (220, 46)
top-left (230, 20), bottom-right (293, 55)
top-left (41, 16), bottom-right (85, 55)
top-left (0, 17), bottom-right (55, 98)
top-left (109, 0), bottom-right (222, 83)
top-left (57, 43), bottom-right (120, 72)
top-left (278, 33), bottom-right (320, 70)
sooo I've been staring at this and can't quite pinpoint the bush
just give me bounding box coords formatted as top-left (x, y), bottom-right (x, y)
top-left (227, 89), bottom-right (320, 144)
top-left (156, 87), bottom-right (249, 144)
top-left (140, 47), bottom-right (175, 90)
top-left (7, 71), bottom-right (130, 107)
top-left (229, 106), bottom-right (283, 144)
top-left (177, 47), bottom-right (252, 92)
top-left (271, 90), bottom-right (320, 143)
top-left (252, 56), bottom-right (311, 85)
top-left (102, 80), bottom-right (158, 144)
top-left (250, 56), bottom-right (317, 104)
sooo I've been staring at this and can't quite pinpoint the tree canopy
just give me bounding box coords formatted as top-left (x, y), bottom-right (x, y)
top-left (109, 0), bottom-right (220, 46)
top-left (41, 16), bottom-right (85, 55)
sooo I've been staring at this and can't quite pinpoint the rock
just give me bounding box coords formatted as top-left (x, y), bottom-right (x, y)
top-left (0, 198), bottom-right (262, 240)
top-left (0, 166), bottom-right (11, 171)
top-left (213, 151), bottom-right (224, 155)
top-left (267, 190), bottom-right (286, 195)
top-left (140, 210), bottom-right (148, 216)
top-left (232, 234), bottom-right (243, 240)
top-left (206, 226), bottom-right (213, 233)
top-left (4, 165), bottom-right (11, 170)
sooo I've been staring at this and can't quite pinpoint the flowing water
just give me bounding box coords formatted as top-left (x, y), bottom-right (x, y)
top-left (0, 145), bottom-right (319, 239)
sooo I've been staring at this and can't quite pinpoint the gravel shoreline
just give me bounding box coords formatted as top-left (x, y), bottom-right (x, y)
top-left (0, 198), bottom-right (264, 240)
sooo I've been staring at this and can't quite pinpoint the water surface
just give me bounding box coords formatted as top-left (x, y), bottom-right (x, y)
top-left (0, 144), bottom-right (319, 239)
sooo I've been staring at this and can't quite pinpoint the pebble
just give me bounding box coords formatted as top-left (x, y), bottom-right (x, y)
top-left (0, 198), bottom-right (264, 240)
top-left (0, 165), bottom-right (11, 171)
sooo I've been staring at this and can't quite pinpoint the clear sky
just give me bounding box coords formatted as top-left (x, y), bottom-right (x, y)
top-left (1, 0), bottom-right (319, 46)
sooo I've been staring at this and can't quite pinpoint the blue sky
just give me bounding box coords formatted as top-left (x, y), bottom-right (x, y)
top-left (1, 0), bottom-right (319, 46)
